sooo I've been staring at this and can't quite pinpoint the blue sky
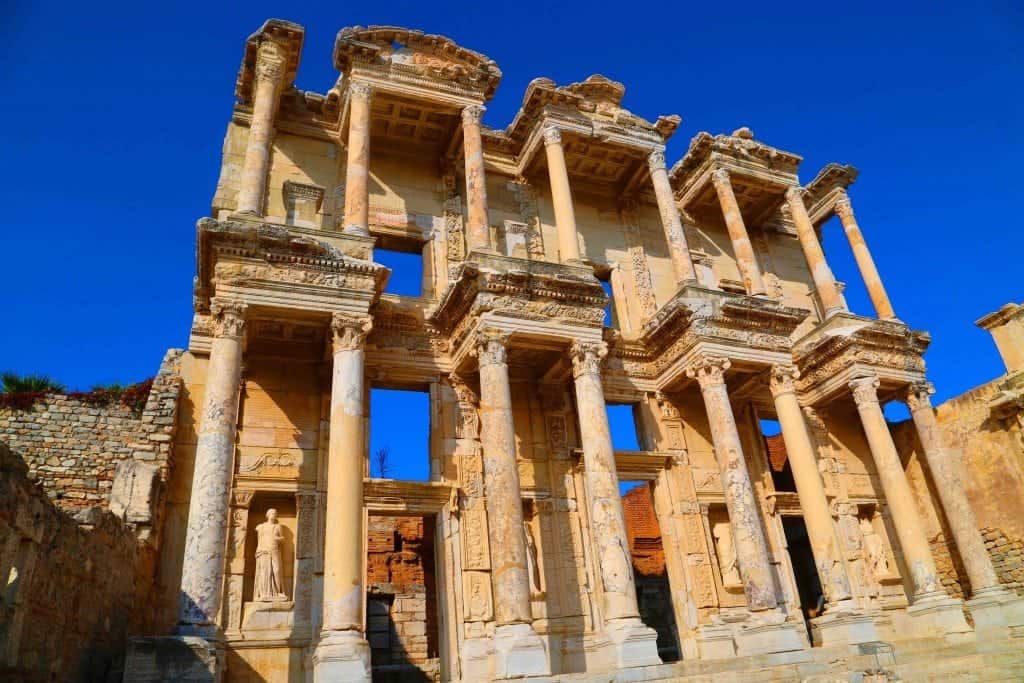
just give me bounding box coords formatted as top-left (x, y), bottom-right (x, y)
top-left (3, 2), bottom-right (1022, 480)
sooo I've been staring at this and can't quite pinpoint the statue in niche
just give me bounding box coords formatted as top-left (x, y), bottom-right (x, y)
top-left (254, 508), bottom-right (288, 601)
top-left (860, 517), bottom-right (892, 583)
top-left (523, 519), bottom-right (544, 598)
top-left (713, 520), bottom-right (742, 588)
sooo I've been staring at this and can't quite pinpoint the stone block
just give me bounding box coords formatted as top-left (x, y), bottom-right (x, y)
top-left (123, 636), bottom-right (223, 683)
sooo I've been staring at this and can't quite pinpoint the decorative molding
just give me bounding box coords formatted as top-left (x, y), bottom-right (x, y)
top-left (684, 354), bottom-right (730, 389)
top-left (849, 375), bottom-right (881, 408)
top-left (769, 365), bottom-right (800, 398)
top-left (331, 312), bottom-right (373, 351)
top-left (211, 300), bottom-right (247, 339)
top-left (542, 126), bottom-right (562, 146)
top-left (569, 341), bottom-right (608, 379)
top-left (473, 328), bottom-right (511, 367)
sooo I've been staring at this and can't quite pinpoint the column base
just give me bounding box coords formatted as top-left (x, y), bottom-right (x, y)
top-left (312, 630), bottom-right (371, 683)
top-left (734, 613), bottom-right (807, 657)
top-left (810, 609), bottom-right (882, 647)
top-left (342, 225), bottom-right (370, 237)
top-left (906, 593), bottom-right (972, 638)
top-left (695, 622), bottom-right (736, 659)
top-left (967, 586), bottom-right (1024, 635)
top-left (492, 623), bottom-right (550, 679)
top-left (459, 635), bottom-right (494, 683)
top-left (596, 617), bottom-right (661, 669)
top-left (123, 636), bottom-right (224, 683)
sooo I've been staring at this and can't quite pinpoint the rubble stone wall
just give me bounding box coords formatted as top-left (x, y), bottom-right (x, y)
top-left (0, 441), bottom-right (146, 683)
top-left (0, 349), bottom-right (183, 510)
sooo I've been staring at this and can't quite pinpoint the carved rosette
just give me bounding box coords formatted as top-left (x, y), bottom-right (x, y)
top-left (542, 126), bottom-right (562, 146)
top-left (769, 365), bottom-right (800, 398)
top-left (473, 328), bottom-right (510, 368)
top-left (349, 81), bottom-right (373, 102)
top-left (647, 150), bottom-right (667, 173)
top-left (211, 301), bottom-right (248, 339)
top-left (461, 104), bottom-right (485, 126)
top-left (685, 355), bottom-right (731, 389)
top-left (330, 312), bottom-right (373, 352)
top-left (569, 341), bottom-right (607, 379)
top-left (849, 375), bottom-right (881, 408)
top-left (905, 381), bottom-right (935, 413)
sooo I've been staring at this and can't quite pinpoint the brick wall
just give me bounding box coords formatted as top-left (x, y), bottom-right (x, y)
top-left (0, 349), bottom-right (183, 510)
top-left (0, 441), bottom-right (147, 682)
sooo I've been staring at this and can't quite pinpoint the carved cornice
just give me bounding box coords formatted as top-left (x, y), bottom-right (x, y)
top-left (849, 375), bottom-right (880, 408)
top-left (570, 341), bottom-right (608, 379)
top-left (803, 163), bottom-right (859, 224)
top-left (331, 312), bottom-right (373, 352)
top-left (669, 129), bottom-right (803, 196)
top-left (211, 300), bottom-right (248, 340)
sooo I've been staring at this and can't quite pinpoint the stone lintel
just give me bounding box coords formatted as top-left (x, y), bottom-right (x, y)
top-left (363, 478), bottom-right (454, 514)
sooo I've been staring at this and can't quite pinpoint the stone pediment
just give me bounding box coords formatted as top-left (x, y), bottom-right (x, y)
top-left (334, 26), bottom-right (502, 100)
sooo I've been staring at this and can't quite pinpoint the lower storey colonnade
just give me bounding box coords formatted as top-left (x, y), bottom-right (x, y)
top-left (170, 319), bottom-right (1014, 681)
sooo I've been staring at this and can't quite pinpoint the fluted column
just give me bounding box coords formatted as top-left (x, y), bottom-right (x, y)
top-left (648, 150), bottom-right (699, 285)
top-left (570, 341), bottom-right (641, 621)
top-left (849, 376), bottom-right (944, 600)
top-left (711, 169), bottom-right (765, 296)
top-left (542, 126), bottom-right (581, 263)
top-left (785, 188), bottom-right (845, 316)
top-left (315, 313), bottom-right (373, 682)
top-left (834, 193), bottom-right (896, 319)
top-left (906, 382), bottom-right (1003, 596)
top-left (236, 40), bottom-right (286, 215)
top-left (462, 105), bottom-right (491, 252)
top-left (177, 301), bottom-right (246, 636)
top-left (475, 330), bottom-right (533, 626)
top-left (342, 83), bottom-right (373, 236)
top-left (687, 355), bottom-right (776, 610)
top-left (769, 365), bottom-right (854, 605)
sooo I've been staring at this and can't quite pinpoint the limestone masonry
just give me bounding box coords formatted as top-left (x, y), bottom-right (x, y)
top-left (3, 18), bottom-right (1024, 683)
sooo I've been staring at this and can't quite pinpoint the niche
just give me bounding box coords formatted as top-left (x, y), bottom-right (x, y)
top-left (241, 494), bottom-right (297, 632)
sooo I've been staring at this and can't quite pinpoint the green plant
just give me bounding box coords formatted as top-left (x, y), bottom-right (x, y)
top-left (1, 371), bottom-right (65, 394)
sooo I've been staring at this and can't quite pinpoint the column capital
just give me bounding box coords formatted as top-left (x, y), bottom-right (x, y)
top-left (231, 489), bottom-right (255, 508)
top-left (769, 364), bottom-right (800, 398)
top-left (330, 312), bottom-right (373, 352)
top-left (647, 149), bottom-right (667, 172)
top-left (461, 104), bottom-right (486, 125)
top-left (448, 372), bottom-right (479, 406)
top-left (542, 125), bottom-right (562, 146)
top-left (569, 341), bottom-right (608, 378)
top-left (254, 39), bottom-right (287, 85)
top-left (905, 381), bottom-right (936, 412)
top-left (473, 328), bottom-right (511, 367)
top-left (784, 186), bottom-right (807, 204)
top-left (833, 192), bottom-right (854, 220)
top-left (685, 354), bottom-right (731, 389)
top-left (349, 81), bottom-right (373, 102)
top-left (849, 375), bottom-right (881, 408)
top-left (211, 300), bottom-right (248, 339)
top-left (710, 167), bottom-right (731, 189)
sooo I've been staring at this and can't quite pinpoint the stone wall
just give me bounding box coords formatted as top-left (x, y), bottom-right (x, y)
top-left (0, 349), bottom-right (183, 510)
top-left (0, 440), bottom-right (147, 682)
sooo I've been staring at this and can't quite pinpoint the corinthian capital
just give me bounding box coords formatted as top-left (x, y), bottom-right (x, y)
top-left (833, 193), bottom-right (854, 220)
top-left (211, 300), bottom-right (248, 339)
top-left (473, 328), bottom-right (511, 368)
top-left (710, 168), bottom-right (731, 189)
top-left (685, 354), bottom-right (731, 389)
top-left (542, 126), bottom-right (562, 146)
top-left (905, 381), bottom-right (935, 412)
top-left (569, 341), bottom-right (608, 378)
top-left (255, 39), bottom-right (287, 83)
top-left (349, 81), bottom-right (373, 102)
top-left (647, 150), bottom-right (667, 172)
top-left (785, 186), bottom-right (806, 206)
top-left (769, 365), bottom-right (800, 398)
top-left (462, 105), bottom-right (485, 126)
top-left (331, 312), bottom-right (373, 352)
top-left (848, 375), bottom-right (881, 408)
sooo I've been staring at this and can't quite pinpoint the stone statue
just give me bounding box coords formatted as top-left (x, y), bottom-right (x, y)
top-left (523, 519), bottom-right (543, 597)
top-left (713, 521), bottom-right (742, 588)
top-left (860, 517), bottom-right (891, 582)
top-left (254, 508), bottom-right (288, 601)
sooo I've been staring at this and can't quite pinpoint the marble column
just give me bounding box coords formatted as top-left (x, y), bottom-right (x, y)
top-left (849, 376), bottom-right (944, 600)
top-left (236, 40), bottom-right (285, 216)
top-left (177, 301), bottom-right (246, 636)
top-left (648, 150), bottom-right (698, 285)
top-left (834, 194), bottom-right (896, 319)
top-left (570, 341), bottom-right (660, 667)
top-left (462, 105), bottom-right (491, 252)
top-left (314, 313), bottom-right (373, 682)
top-left (342, 83), bottom-right (373, 237)
top-left (711, 169), bottom-right (766, 296)
top-left (474, 329), bottom-right (549, 677)
top-left (542, 126), bottom-right (581, 263)
top-left (769, 366), bottom-right (854, 605)
top-left (785, 188), bottom-right (845, 316)
top-left (905, 382), bottom-right (1002, 596)
top-left (686, 355), bottom-right (776, 611)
